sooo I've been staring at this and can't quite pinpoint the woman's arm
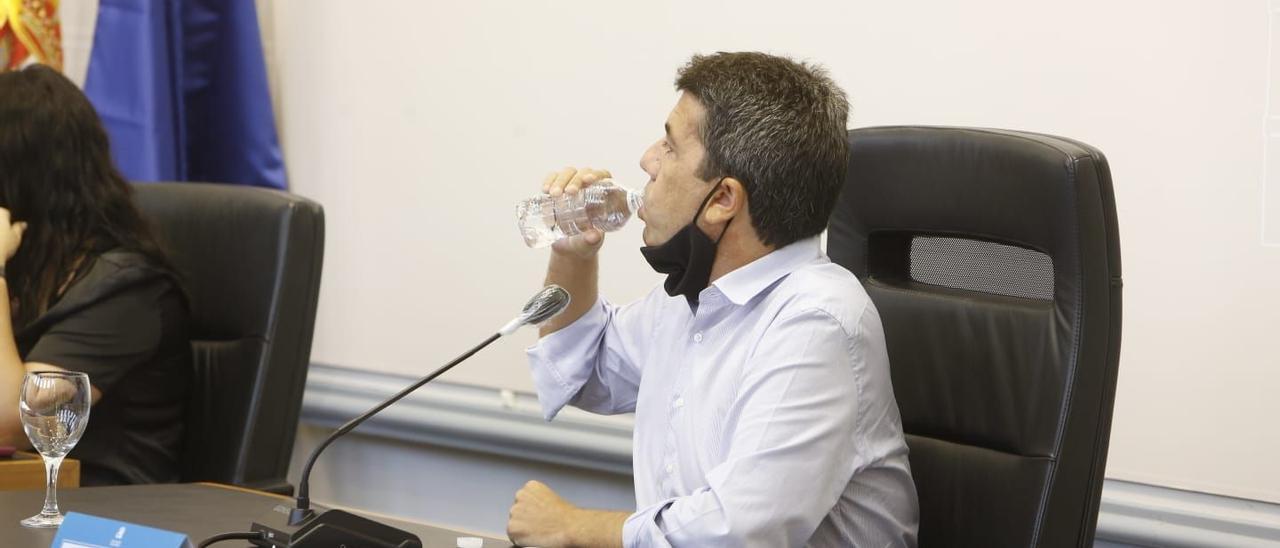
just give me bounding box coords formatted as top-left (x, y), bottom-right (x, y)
top-left (0, 275), bottom-right (29, 448)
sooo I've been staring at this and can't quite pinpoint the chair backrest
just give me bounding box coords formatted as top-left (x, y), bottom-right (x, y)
top-left (133, 182), bottom-right (324, 494)
top-left (827, 127), bottom-right (1123, 547)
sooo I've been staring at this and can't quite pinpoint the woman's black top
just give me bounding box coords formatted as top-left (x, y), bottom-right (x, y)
top-left (16, 250), bottom-right (191, 485)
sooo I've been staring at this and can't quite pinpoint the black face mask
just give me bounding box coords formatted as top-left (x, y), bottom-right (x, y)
top-left (640, 179), bottom-right (732, 307)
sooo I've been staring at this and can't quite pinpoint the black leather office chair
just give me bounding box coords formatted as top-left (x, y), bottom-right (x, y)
top-left (827, 127), bottom-right (1123, 547)
top-left (133, 182), bottom-right (325, 495)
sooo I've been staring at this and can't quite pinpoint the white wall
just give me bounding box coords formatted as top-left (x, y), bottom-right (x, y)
top-left (265, 0), bottom-right (1280, 506)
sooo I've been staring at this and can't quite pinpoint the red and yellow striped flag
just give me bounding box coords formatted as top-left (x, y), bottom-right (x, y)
top-left (0, 0), bottom-right (62, 70)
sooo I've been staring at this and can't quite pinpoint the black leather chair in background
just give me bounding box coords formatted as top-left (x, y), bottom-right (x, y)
top-left (133, 182), bottom-right (325, 494)
top-left (827, 127), bottom-right (1123, 547)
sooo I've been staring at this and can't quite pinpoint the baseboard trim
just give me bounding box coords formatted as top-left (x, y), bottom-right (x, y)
top-left (300, 363), bottom-right (1280, 547)
top-left (301, 363), bottom-right (634, 475)
top-left (1097, 479), bottom-right (1280, 547)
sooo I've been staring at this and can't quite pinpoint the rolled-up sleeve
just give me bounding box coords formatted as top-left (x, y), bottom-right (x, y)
top-left (620, 309), bottom-right (865, 548)
top-left (526, 287), bottom-right (667, 420)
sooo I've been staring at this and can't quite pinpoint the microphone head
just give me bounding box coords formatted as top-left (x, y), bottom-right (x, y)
top-left (521, 285), bottom-right (571, 326)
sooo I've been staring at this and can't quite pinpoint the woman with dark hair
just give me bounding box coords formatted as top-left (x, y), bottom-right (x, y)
top-left (0, 64), bottom-right (191, 485)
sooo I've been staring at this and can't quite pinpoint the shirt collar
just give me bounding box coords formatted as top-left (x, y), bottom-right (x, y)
top-left (710, 235), bottom-right (824, 306)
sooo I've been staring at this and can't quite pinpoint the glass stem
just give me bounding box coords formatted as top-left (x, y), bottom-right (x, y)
top-left (40, 456), bottom-right (63, 517)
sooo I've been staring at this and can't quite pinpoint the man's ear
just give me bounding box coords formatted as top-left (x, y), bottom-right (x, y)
top-left (705, 177), bottom-right (746, 224)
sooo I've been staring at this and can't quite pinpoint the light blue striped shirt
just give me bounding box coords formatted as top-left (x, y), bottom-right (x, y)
top-left (527, 236), bottom-right (919, 547)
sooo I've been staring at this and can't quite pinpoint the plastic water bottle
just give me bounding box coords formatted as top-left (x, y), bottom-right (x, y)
top-left (516, 179), bottom-right (644, 248)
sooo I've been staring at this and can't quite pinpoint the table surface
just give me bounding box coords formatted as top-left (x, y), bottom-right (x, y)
top-left (0, 482), bottom-right (512, 547)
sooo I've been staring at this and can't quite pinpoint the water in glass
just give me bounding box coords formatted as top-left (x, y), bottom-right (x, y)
top-left (18, 371), bottom-right (90, 528)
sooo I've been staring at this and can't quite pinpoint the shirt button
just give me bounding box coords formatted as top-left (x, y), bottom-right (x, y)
top-left (673, 397), bottom-right (685, 409)
top-left (665, 464), bottom-right (675, 474)
top-left (693, 332), bottom-right (703, 343)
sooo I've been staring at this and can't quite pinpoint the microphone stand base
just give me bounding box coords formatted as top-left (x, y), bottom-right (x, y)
top-left (250, 505), bottom-right (422, 548)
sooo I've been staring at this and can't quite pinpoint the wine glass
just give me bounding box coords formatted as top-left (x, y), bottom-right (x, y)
top-left (18, 370), bottom-right (91, 528)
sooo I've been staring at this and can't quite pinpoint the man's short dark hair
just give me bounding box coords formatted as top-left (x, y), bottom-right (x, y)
top-left (676, 52), bottom-right (850, 248)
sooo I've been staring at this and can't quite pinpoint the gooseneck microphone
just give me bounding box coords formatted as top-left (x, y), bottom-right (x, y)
top-left (249, 285), bottom-right (571, 548)
top-left (499, 284), bottom-right (573, 335)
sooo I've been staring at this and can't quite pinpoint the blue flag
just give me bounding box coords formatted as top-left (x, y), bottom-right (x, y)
top-left (84, 0), bottom-right (286, 189)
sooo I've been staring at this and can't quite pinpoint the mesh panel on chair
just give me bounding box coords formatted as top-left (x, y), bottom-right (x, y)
top-left (909, 236), bottom-right (1054, 300)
